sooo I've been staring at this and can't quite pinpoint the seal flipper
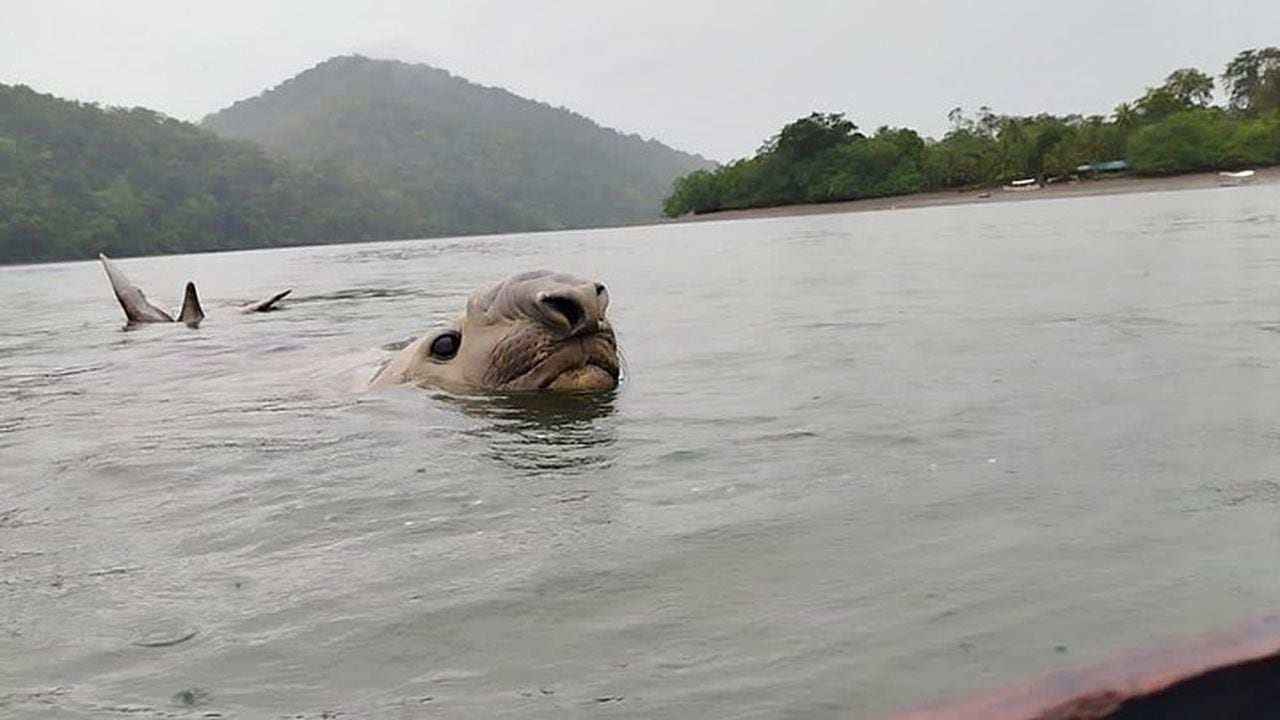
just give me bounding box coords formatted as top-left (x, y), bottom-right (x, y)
top-left (178, 281), bottom-right (205, 327)
top-left (240, 289), bottom-right (292, 313)
top-left (99, 253), bottom-right (175, 323)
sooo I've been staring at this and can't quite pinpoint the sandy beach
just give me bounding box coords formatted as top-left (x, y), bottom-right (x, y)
top-left (679, 165), bottom-right (1280, 223)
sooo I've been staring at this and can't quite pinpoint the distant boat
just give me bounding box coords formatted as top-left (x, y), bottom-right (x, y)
top-left (1219, 169), bottom-right (1256, 186)
top-left (1002, 178), bottom-right (1040, 192)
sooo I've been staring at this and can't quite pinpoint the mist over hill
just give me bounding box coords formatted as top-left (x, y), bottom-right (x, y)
top-left (203, 55), bottom-right (712, 235)
top-left (0, 83), bottom-right (413, 264)
top-left (0, 56), bottom-right (711, 264)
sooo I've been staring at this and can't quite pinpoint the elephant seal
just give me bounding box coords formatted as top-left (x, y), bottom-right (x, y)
top-left (369, 270), bottom-right (621, 393)
top-left (99, 253), bottom-right (291, 327)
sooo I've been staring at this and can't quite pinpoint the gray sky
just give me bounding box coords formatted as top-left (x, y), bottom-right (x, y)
top-left (2, 0), bottom-right (1277, 162)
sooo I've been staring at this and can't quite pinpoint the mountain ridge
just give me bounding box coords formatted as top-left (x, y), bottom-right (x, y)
top-left (201, 54), bottom-right (713, 235)
top-left (206, 55), bottom-right (698, 156)
top-left (0, 56), bottom-right (713, 263)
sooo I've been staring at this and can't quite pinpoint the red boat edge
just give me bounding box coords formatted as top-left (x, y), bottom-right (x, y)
top-left (882, 611), bottom-right (1280, 719)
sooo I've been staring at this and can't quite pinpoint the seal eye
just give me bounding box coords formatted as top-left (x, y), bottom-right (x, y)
top-left (428, 331), bottom-right (460, 360)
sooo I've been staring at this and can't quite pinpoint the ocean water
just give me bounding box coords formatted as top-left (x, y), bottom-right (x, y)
top-left (3, 183), bottom-right (1280, 718)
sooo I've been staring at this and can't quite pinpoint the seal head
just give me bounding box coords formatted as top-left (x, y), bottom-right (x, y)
top-left (371, 271), bottom-right (621, 393)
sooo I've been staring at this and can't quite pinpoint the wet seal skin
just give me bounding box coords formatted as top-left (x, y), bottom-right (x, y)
top-left (369, 270), bottom-right (621, 393)
top-left (99, 253), bottom-right (290, 328)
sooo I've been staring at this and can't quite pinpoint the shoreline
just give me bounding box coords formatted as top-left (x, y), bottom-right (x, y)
top-left (6, 168), bottom-right (1277, 268)
top-left (676, 166), bottom-right (1280, 223)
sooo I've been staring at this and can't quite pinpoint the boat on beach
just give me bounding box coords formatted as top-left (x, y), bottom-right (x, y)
top-left (1219, 169), bottom-right (1257, 186)
top-left (1003, 177), bottom-right (1040, 192)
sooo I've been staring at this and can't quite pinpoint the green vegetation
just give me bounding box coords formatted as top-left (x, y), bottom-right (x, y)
top-left (664, 48), bottom-right (1280, 217)
top-left (4, 49), bottom-right (1276, 262)
top-left (202, 55), bottom-right (711, 236)
top-left (0, 84), bottom-right (415, 263)
top-left (0, 55), bottom-right (709, 264)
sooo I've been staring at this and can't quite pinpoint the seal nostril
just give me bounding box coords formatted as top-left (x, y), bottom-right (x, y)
top-left (594, 282), bottom-right (606, 295)
top-left (542, 295), bottom-right (584, 329)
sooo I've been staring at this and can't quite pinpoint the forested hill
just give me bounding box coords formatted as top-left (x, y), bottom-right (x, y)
top-left (662, 46), bottom-right (1280, 217)
top-left (202, 55), bottom-right (712, 235)
top-left (0, 83), bottom-right (419, 263)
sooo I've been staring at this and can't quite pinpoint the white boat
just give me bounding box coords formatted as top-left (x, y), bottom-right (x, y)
top-left (1002, 178), bottom-right (1040, 192)
top-left (1219, 169), bottom-right (1256, 186)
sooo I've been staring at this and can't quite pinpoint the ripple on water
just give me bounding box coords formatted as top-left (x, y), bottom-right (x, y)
top-left (289, 286), bottom-right (440, 304)
top-left (329, 236), bottom-right (544, 265)
top-left (7, 189), bottom-right (1280, 718)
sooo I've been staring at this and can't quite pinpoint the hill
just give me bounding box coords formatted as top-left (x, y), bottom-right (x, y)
top-left (663, 47), bottom-right (1280, 217)
top-left (202, 55), bottom-right (712, 235)
top-left (0, 83), bottom-right (417, 263)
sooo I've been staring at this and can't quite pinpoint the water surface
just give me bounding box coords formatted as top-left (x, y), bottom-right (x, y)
top-left (4, 184), bottom-right (1280, 718)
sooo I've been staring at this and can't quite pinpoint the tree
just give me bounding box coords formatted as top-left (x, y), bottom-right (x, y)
top-left (1163, 68), bottom-right (1216, 107)
top-left (662, 169), bottom-right (722, 216)
top-left (1222, 47), bottom-right (1280, 115)
top-left (1126, 110), bottom-right (1232, 173)
top-left (1225, 113), bottom-right (1280, 165)
top-left (1135, 68), bottom-right (1215, 121)
top-left (1113, 102), bottom-right (1138, 131)
top-left (760, 112), bottom-right (859, 162)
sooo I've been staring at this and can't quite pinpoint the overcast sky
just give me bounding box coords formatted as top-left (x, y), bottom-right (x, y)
top-left (2, 0), bottom-right (1277, 162)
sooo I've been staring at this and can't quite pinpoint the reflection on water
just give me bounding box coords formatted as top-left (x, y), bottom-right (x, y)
top-left (439, 388), bottom-right (621, 474)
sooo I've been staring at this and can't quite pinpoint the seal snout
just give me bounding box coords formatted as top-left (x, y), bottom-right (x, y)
top-left (536, 281), bottom-right (609, 337)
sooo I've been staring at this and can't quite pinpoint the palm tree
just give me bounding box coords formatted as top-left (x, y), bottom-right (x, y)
top-left (1112, 102), bottom-right (1138, 131)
